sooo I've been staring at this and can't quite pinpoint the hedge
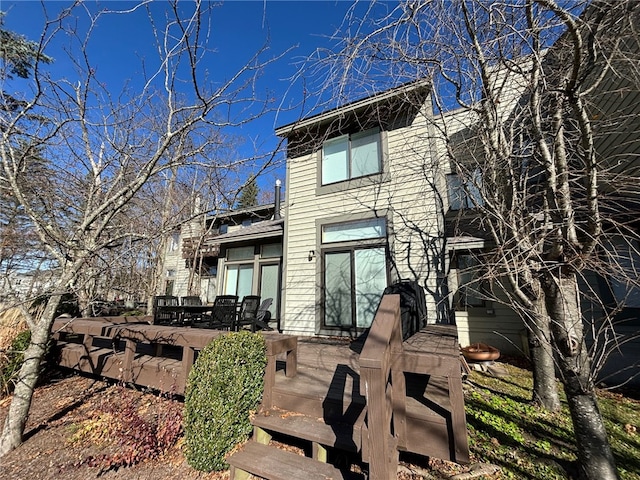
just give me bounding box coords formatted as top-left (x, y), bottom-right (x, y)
top-left (183, 331), bottom-right (266, 472)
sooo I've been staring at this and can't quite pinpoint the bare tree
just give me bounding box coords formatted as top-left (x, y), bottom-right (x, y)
top-left (309, 1), bottom-right (640, 478)
top-left (0, 0), bottom-right (282, 455)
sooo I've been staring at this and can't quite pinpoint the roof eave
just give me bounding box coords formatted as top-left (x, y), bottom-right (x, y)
top-left (275, 79), bottom-right (431, 137)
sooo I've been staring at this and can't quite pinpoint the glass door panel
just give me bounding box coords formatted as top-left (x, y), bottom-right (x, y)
top-left (324, 252), bottom-right (352, 327)
top-left (259, 263), bottom-right (279, 317)
top-left (224, 264), bottom-right (253, 298)
top-left (354, 248), bottom-right (387, 328)
top-left (236, 265), bottom-right (253, 299)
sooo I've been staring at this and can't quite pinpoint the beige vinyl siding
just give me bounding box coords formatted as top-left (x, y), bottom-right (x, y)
top-left (453, 269), bottom-right (609, 356)
top-left (162, 236), bottom-right (191, 299)
top-left (164, 220), bottom-right (207, 301)
top-left (455, 301), bottom-right (527, 355)
top-left (283, 151), bottom-right (323, 335)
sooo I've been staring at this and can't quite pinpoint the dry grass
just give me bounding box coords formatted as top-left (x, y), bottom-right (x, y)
top-left (0, 306), bottom-right (27, 351)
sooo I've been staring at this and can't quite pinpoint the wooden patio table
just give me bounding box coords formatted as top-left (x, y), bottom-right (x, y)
top-left (52, 317), bottom-right (297, 396)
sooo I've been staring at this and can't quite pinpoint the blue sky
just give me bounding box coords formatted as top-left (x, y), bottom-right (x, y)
top-left (1, 0), bottom-right (376, 192)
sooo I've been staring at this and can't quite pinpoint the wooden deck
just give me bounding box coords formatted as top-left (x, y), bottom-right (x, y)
top-left (52, 295), bottom-right (469, 480)
top-left (236, 295), bottom-right (470, 480)
top-left (52, 316), bottom-right (297, 396)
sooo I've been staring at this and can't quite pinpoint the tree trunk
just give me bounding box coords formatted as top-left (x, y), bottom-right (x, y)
top-left (0, 289), bottom-right (63, 456)
top-left (527, 304), bottom-right (561, 411)
top-left (545, 272), bottom-right (619, 480)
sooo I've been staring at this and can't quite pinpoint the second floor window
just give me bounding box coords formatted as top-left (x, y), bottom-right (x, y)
top-left (322, 128), bottom-right (381, 185)
top-left (447, 169), bottom-right (484, 210)
top-left (169, 232), bottom-right (180, 251)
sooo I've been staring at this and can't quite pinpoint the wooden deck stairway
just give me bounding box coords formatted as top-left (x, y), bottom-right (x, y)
top-left (227, 294), bottom-right (470, 480)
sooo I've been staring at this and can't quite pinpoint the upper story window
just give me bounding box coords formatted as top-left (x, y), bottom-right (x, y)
top-left (446, 169), bottom-right (483, 210)
top-left (169, 232), bottom-right (180, 251)
top-left (321, 128), bottom-right (381, 185)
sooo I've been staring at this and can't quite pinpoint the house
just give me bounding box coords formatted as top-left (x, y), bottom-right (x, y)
top-left (273, 78), bottom-right (532, 351)
top-left (274, 63), bottom-right (640, 386)
top-left (275, 80), bottom-right (454, 337)
top-left (165, 5), bottom-right (639, 386)
top-left (159, 184), bottom-right (284, 327)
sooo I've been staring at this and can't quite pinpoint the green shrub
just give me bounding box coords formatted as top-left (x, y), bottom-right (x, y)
top-left (183, 331), bottom-right (266, 472)
top-left (1, 329), bottom-right (31, 396)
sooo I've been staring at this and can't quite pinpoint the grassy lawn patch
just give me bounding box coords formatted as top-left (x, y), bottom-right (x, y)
top-left (463, 363), bottom-right (640, 479)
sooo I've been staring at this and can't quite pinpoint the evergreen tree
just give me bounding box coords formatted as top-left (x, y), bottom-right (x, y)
top-left (0, 12), bottom-right (52, 112)
top-left (237, 178), bottom-right (258, 209)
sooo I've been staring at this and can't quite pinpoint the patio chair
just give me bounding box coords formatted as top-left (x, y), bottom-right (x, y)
top-left (236, 295), bottom-right (261, 332)
top-left (208, 295), bottom-right (238, 330)
top-left (153, 295), bottom-right (179, 325)
top-left (181, 295), bottom-right (203, 325)
top-left (254, 298), bottom-right (274, 331)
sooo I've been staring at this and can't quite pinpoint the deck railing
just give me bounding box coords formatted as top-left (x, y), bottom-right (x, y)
top-left (52, 316), bottom-right (297, 396)
top-left (360, 295), bottom-right (470, 478)
top-left (359, 294), bottom-right (404, 480)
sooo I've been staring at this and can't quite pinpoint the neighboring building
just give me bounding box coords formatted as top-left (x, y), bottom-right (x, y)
top-left (0, 268), bottom-right (58, 302)
top-left (159, 190), bottom-right (284, 326)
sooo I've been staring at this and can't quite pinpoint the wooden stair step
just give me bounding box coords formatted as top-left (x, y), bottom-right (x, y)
top-left (253, 409), bottom-right (363, 452)
top-left (227, 441), bottom-right (364, 480)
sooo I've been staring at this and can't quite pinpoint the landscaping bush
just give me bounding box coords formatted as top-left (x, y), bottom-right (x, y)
top-left (183, 331), bottom-right (266, 472)
top-left (1, 329), bottom-right (31, 396)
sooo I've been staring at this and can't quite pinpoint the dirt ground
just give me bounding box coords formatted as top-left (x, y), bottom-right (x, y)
top-left (0, 373), bottom-right (228, 480)
top-left (0, 372), bottom-right (449, 480)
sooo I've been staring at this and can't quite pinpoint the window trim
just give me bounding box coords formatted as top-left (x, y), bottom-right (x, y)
top-left (452, 251), bottom-right (486, 310)
top-left (316, 129), bottom-right (389, 195)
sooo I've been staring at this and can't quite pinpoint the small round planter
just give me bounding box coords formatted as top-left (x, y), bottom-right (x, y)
top-left (461, 342), bottom-right (500, 362)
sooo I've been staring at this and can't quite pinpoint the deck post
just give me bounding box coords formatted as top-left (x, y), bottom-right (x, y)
top-left (360, 294), bottom-right (402, 480)
top-left (180, 346), bottom-right (196, 394)
top-left (122, 338), bottom-right (136, 383)
top-left (81, 332), bottom-right (94, 372)
top-left (361, 365), bottom-right (397, 480)
top-left (448, 365), bottom-right (470, 463)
